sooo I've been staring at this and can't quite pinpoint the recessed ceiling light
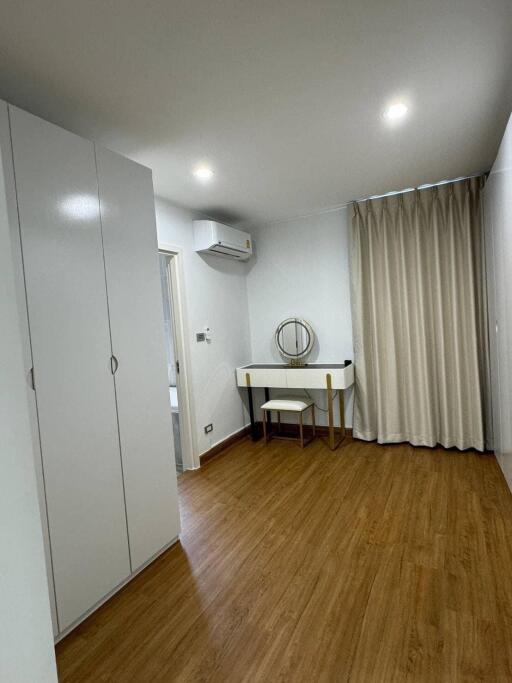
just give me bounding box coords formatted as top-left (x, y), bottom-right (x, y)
top-left (383, 102), bottom-right (408, 121)
top-left (193, 165), bottom-right (214, 182)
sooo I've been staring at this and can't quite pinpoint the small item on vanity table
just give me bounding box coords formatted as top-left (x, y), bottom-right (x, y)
top-left (236, 317), bottom-right (354, 450)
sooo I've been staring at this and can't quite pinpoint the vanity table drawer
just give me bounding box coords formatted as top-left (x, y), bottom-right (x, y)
top-left (286, 368), bottom-right (327, 390)
top-left (236, 367), bottom-right (287, 388)
top-left (326, 364), bottom-right (354, 390)
top-left (286, 365), bottom-right (354, 390)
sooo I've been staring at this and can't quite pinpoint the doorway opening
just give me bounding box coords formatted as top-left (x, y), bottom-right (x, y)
top-left (159, 252), bottom-right (183, 474)
top-left (158, 247), bottom-right (197, 472)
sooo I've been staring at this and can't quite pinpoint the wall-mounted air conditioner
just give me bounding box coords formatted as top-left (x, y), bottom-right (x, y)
top-left (193, 220), bottom-right (252, 261)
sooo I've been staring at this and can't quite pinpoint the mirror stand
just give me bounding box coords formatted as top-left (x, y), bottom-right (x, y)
top-left (275, 317), bottom-right (315, 365)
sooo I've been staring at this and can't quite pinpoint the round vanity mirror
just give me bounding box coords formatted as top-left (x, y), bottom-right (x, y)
top-left (275, 318), bottom-right (315, 365)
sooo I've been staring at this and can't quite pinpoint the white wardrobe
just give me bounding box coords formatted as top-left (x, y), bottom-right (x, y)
top-left (1, 101), bottom-right (180, 637)
top-left (484, 113), bottom-right (512, 489)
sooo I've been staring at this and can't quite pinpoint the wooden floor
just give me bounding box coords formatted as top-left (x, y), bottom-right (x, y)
top-left (56, 436), bottom-right (512, 682)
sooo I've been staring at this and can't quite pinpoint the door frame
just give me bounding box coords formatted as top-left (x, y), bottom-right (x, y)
top-left (158, 244), bottom-right (199, 470)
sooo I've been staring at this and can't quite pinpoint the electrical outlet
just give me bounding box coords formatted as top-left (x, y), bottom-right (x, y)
top-left (204, 423), bottom-right (213, 434)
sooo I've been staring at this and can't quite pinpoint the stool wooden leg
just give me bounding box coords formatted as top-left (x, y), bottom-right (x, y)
top-left (262, 410), bottom-right (268, 443)
top-left (277, 411), bottom-right (281, 435)
top-left (312, 404), bottom-right (316, 438)
top-left (299, 411), bottom-right (304, 448)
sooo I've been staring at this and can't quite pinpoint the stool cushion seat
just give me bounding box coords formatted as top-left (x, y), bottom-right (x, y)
top-left (261, 398), bottom-right (313, 412)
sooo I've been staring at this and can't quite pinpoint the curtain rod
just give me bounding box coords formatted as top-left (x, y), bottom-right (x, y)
top-left (253, 171), bottom-right (489, 228)
top-left (352, 171), bottom-right (488, 204)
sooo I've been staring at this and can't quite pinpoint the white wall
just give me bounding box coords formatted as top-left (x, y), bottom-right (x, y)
top-left (246, 208), bottom-right (354, 427)
top-left (155, 199), bottom-right (252, 456)
top-left (0, 135), bottom-right (57, 682)
top-left (485, 113), bottom-right (512, 488)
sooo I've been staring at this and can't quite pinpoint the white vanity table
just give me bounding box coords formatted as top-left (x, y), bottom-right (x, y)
top-left (236, 361), bottom-right (354, 450)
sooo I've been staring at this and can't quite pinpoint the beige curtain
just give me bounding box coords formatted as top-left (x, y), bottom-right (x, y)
top-left (350, 177), bottom-right (490, 451)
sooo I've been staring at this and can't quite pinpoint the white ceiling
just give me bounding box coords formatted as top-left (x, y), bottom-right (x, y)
top-left (0, 0), bottom-right (511, 224)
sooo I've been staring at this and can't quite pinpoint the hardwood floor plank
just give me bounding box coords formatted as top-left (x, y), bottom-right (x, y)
top-left (56, 437), bottom-right (512, 682)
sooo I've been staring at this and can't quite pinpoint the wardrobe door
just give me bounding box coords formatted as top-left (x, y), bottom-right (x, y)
top-left (488, 118), bottom-right (512, 482)
top-left (95, 146), bottom-right (179, 570)
top-left (9, 107), bottom-right (131, 631)
top-left (484, 175), bottom-right (500, 455)
top-left (0, 102), bottom-right (59, 635)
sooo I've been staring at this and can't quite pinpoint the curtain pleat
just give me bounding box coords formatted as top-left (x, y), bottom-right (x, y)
top-left (350, 177), bottom-right (489, 451)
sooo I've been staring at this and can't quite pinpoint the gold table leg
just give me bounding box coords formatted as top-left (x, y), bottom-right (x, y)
top-left (339, 387), bottom-right (345, 440)
top-left (325, 373), bottom-right (346, 451)
top-left (327, 373), bottom-right (335, 450)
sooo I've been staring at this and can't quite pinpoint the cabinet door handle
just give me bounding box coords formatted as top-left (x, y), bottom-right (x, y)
top-left (29, 366), bottom-right (36, 390)
top-left (110, 355), bottom-right (119, 375)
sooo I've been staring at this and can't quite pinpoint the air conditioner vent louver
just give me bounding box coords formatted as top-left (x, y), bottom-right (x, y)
top-left (193, 220), bottom-right (252, 261)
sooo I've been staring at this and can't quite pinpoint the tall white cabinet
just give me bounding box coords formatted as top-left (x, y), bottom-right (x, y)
top-left (95, 147), bottom-right (179, 571)
top-left (484, 113), bottom-right (512, 489)
top-left (0, 102), bottom-right (60, 635)
top-left (4, 103), bottom-right (180, 636)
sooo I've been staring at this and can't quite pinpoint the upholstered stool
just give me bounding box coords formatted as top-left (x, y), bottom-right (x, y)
top-left (261, 397), bottom-right (316, 448)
